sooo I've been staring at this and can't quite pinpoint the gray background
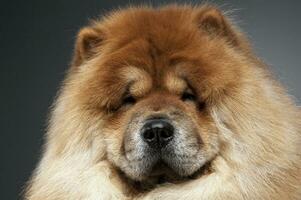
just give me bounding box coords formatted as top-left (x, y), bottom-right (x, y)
top-left (1, 0), bottom-right (300, 199)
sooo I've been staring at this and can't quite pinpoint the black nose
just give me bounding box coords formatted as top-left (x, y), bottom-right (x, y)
top-left (141, 118), bottom-right (174, 148)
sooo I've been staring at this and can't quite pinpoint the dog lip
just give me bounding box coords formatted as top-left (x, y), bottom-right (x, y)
top-left (147, 160), bottom-right (173, 176)
top-left (137, 157), bottom-right (213, 185)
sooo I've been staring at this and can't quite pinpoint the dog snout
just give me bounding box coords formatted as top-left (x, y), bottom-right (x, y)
top-left (141, 117), bottom-right (174, 148)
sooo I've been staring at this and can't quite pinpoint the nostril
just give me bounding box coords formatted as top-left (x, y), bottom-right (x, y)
top-left (143, 129), bottom-right (156, 142)
top-left (160, 129), bottom-right (173, 140)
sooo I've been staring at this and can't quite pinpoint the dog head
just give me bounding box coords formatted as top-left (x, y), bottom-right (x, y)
top-left (60, 5), bottom-right (252, 182)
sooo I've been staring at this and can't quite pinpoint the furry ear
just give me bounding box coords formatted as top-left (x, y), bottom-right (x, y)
top-left (72, 27), bottom-right (104, 66)
top-left (195, 6), bottom-right (239, 45)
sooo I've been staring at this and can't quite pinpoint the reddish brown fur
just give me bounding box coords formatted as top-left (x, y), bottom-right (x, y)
top-left (25, 4), bottom-right (301, 200)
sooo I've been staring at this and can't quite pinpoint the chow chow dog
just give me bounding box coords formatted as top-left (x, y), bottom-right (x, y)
top-left (25, 4), bottom-right (301, 200)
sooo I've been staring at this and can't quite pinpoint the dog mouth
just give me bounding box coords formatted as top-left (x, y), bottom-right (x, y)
top-left (156, 156), bottom-right (212, 176)
top-left (148, 159), bottom-right (212, 181)
top-left (117, 158), bottom-right (213, 192)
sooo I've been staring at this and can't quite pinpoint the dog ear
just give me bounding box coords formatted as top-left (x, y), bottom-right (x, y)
top-left (195, 6), bottom-right (239, 46)
top-left (72, 26), bottom-right (104, 67)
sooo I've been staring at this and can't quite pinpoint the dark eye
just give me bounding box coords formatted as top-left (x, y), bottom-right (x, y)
top-left (198, 101), bottom-right (206, 110)
top-left (122, 95), bottom-right (136, 106)
top-left (181, 91), bottom-right (196, 101)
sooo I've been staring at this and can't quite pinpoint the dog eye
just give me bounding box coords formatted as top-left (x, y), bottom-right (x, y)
top-left (181, 91), bottom-right (196, 102)
top-left (122, 95), bottom-right (136, 106)
top-left (198, 101), bottom-right (206, 110)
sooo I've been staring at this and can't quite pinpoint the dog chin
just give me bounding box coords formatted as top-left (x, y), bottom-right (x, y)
top-left (121, 156), bottom-right (212, 184)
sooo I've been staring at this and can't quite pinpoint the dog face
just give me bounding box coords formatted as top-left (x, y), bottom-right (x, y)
top-left (100, 67), bottom-right (220, 181)
top-left (69, 5), bottom-right (248, 182)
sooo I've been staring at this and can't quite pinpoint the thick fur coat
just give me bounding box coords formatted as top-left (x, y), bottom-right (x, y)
top-left (25, 4), bottom-right (301, 200)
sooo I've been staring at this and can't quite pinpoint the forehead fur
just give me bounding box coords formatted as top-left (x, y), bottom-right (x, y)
top-left (98, 5), bottom-right (202, 52)
top-left (91, 5), bottom-right (211, 68)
